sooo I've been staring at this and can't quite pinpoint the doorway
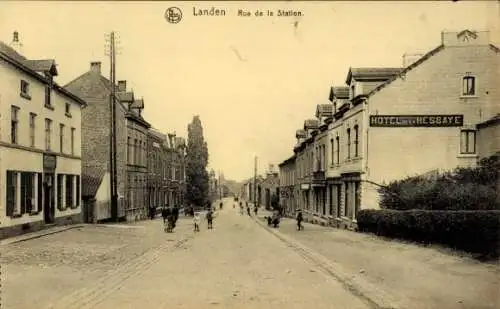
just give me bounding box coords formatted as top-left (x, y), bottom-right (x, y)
top-left (43, 173), bottom-right (55, 224)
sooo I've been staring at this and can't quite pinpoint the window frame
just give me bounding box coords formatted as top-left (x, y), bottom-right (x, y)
top-left (462, 76), bottom-right (476, 96)
top-left (65, 103), bottom-right (72, 117)
top-left (20, 80), bottom-right (31, 100)
top-left (70, 127), bottom-right (76, 155)
top-left (11, 106), bottom-right (19, 144)
top-left (59, 123), bottom-right (65, 153)
top-left (460, 129), bottom-right (476, 154)
top-left (354, 125), bottom-right (359, 157)
top-left (29, 112), bottom-right (36, 147)
top-left (346, 128), bottom-right (351, 160)
top-left (45, 118), bottom-right (52, 151)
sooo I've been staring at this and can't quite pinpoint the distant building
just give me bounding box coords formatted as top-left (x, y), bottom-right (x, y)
top-left (0, 32), bottom-right (86, 239)
top-left (278, 155), bottom-right (296, 215)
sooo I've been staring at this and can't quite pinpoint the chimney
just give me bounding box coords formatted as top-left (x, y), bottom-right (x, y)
top-left (118, 80), bottom-right (127, 92)
top-left (9, 30), bottom-right (23, 54)
top-left (90, 61), bottom-right (101, 74)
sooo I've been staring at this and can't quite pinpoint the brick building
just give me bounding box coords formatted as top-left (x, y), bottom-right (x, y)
top-left (165, 134), bottom-right (186, 207)
top-left (147, 128), bottom-right (168, 211)
top-left (64, 64), bottom-right (151, 222)
top-left (282, 29), bottom-right (500, 229)
top-left (0, 32), bottom-right (85, 239)
top-left (278, 155), bottom-right (296, 215)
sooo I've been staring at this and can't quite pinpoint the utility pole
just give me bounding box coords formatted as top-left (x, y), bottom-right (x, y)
top-left (105, 31), bottom-right (119, 221)
top-left (254, 156), bottom-right (257, 206)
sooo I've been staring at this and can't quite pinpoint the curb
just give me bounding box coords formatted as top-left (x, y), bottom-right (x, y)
top-left (252, 216), bottom-right (401, 309)
top-left (0, 224), bottom-right (86, 246)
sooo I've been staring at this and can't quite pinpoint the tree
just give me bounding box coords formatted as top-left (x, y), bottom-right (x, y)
top-left (185, 116), bottom-right (209, 206)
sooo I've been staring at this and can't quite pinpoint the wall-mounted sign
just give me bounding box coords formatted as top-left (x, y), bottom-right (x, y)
top-left (370, 115), bottom-right (464, 127)
top-left (43, 154), bottom-right (57, 171)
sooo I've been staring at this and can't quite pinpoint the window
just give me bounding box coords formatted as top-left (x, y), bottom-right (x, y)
top-left (71, 127), bottom-right (75, 155)
top-left (127, 137), bottom-right (131, 164)
top-left (322, 145), bottom-right (326, 171)
top-left (20, 172), bottom-right (35, 214)
top-left (75, 175), bottom-right (80, 207)
top-left (346, 128), bottom-right (351, 159)
top-left (29, 113), bottom-right (36, 147)
top-left (354, 125), bottom-right (359, 157)
top-left (354, 181), bottom-right (361, 219)
top-left (57, 174), bottom-right (64, 210)
top-left (6, 171), bottom-right (18, 216)
top-left (65, 103), bottom-right (71, 116)
top-left (59, 123), bottom-right (65, 153)
top-left (134, 139), bottom-right (138, 165)
top-left (66, 175), bottom-right (73, 208)
top-left (45, 118), bottom-right (52, 150)
top-left (344, 182), bottom-right (349, 218)
top-left (460, 130), bottom-right (476, 154)
top-left (20, 80), bottom-right (30, 99)
top-left (462, 76), bottom-right (475, 96)
top-left (11, 106), bottom-right (19, 144)
top-left (330, 139), bottom-right (334, 165)
top-left (336, 136), bottom-right (340, 165)
top-left (45, 85), bottom-right (52, 108)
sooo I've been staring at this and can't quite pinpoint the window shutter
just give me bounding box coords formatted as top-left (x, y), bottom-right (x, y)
top-left (20, 173), bottom-right (27, 214)
top-left (37, 173), bottom-right (43, 212)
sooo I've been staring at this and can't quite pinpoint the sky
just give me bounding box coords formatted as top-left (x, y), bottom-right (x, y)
top-left (1, 1), bottom-right (498, 182)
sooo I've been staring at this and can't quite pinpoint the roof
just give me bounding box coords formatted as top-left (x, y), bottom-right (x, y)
top-left (295, 129), bottom-right (306, 138)
top-left (316, 104), bottom-right (334, 118)
top-left (303, 119), bottom-right (320, 130)
top-left (346, 67), bottom-right (404, 85)
top-left (0, 41), bottom-right (86, 106)
top-left (477, 114), bottom-right (500, 129)
top-left (24, 59), bottom-right (58, 75)
top-left (82, 167), bottom-right (105, 197)
top-left (130, 98), bottom-right (144, 109)
top-left (116, 91), bottom-right (134, 102)
top-left (367, 45), bottom-right (445, 97)
top-left (329, 86), bottom-right (350, 101)
top-left (279, 155), bottom-right (296, 167)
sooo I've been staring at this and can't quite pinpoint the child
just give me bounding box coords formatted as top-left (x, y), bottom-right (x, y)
top-left (206, 210), bottom-right (213, 229)
top-left (193, 212), bottom-right (200, 232)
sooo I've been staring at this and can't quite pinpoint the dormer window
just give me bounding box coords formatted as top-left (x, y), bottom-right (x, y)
top-left (462, 76), bottom-right (475, 96)
top-left (65, 103), bottom-right (72, 117)
top-left (20, 80), bottom-right (31, 100)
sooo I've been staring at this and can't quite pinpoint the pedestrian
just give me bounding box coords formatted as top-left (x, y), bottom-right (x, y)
top-left (254, 205), bottom-right (258, 216)
top-left (206, 210), bottom-right (214, 229)
top-left (220, 201), bottom-right (223, 210)
top-left (172, 206), bottom-right (179, 228)
top-left (296, 209), bottom-right (304, 231)
top-left (193, 212), bottom-right (201, 232)
top-left (247, 205), bottom-right (251, 216)
top-left (162, 207), bottom-right (171, 225)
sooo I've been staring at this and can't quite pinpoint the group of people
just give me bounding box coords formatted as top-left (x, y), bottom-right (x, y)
top-left (236, 199), bottom-right (305, 231)
top-left (161, 206), bottom-right (180, 233)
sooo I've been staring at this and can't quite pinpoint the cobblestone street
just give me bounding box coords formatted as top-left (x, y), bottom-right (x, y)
top-left (253, 207), bottom-right (500, 309)
top-left (1, 200), bottom-right (371, 309)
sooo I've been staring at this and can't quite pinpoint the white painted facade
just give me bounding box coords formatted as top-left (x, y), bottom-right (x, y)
top-left (0, 42), bottom-right (85, 233)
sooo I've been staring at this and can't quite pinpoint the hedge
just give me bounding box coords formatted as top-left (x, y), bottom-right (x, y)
top-left (378, 155), bottom-right (500, 211)
top-left (357, 209), bottom-right (500, 259)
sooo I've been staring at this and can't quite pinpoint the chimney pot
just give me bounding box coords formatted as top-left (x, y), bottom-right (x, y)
top-left (118, 80), bottom-right (127, 92)
top-left (13, 31), bottom-right (19, 42)
top-left (90, 61), bottom-right (101, 74)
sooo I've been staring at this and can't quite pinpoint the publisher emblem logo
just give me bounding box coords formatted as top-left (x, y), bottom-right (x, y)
top-left (165, 7), bottom-right (182, 24)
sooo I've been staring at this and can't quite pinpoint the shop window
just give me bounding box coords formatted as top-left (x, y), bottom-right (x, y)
top-left (6, 171), bottom-right (18, 216)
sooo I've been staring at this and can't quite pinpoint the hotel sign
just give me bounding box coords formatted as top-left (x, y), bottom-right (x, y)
top-left (370, 115), bottom-right (464, 127)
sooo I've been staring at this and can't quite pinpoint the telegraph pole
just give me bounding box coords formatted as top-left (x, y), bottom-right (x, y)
top-left (105, 31), bottom-right (119, 221)
top-left (253, 156), bottom-right (257, 205)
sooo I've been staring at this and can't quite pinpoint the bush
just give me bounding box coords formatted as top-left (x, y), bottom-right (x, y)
top-left (357, 209), bottom-right (500, 259)
top-left (379, 155), bottom-right (500, 211)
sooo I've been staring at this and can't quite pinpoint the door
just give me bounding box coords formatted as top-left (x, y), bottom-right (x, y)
top-left (43, 174), bottom-right (55, 223)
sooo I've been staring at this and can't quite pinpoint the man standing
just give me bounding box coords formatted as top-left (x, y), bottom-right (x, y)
top-left (296, 209), bottom-right (304, 231)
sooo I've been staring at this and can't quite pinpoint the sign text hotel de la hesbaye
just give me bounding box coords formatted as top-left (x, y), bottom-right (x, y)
top-left (369, 114), bottom-right (464, 127)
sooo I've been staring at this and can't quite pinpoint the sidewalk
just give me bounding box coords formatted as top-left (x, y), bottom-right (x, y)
top-left (0, 224), bottom-right (86, 246)
top-left (252, 208), bottom-right (499, 309)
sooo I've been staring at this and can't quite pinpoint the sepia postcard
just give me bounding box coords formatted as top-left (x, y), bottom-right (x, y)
top-left (0, 1), bottom-right (499, 309)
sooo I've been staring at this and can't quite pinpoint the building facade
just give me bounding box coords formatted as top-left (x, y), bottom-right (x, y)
top-left (0, 33), bottom-right (85, 239)
top-left (65, 64), bottom-right (151, 222)
top-left (278, 155), bottom-right (296, 215)
top-left (147, 128), bottom-right (168, 211)
top-left (284, 29), bottom-right (500, 229)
